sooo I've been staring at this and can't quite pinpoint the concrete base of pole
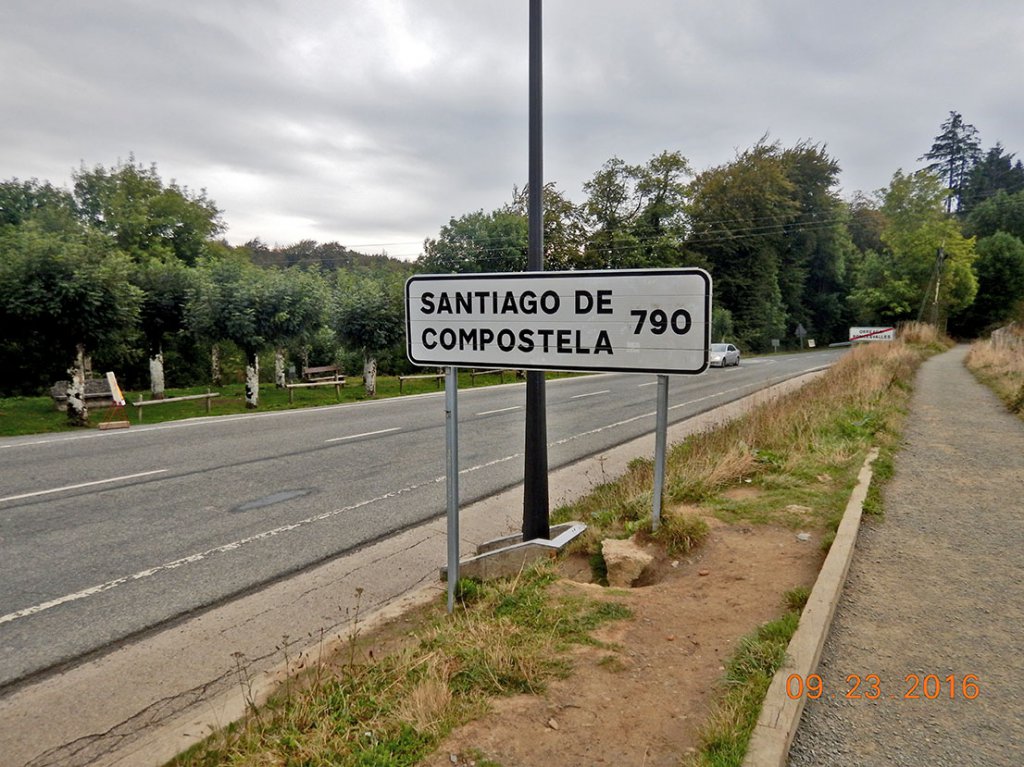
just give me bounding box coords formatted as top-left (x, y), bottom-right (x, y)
top-left (440, 521), bottom-right (586, 582)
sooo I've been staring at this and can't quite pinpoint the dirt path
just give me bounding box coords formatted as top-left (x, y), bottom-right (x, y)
top-left (421, 518), bottom-right (826, 767)
top-left (789, 346), bottom-right (1024, 766)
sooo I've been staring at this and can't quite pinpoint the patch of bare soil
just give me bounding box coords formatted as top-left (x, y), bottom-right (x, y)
top-left (421, 517), bottom-right (825, 767)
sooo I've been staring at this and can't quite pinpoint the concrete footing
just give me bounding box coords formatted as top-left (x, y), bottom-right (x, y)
top-left (441, 521), bottom-right (587, 581)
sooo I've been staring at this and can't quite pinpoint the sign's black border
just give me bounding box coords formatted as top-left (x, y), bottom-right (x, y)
top-left (404, 268), bottom-right (712, 376)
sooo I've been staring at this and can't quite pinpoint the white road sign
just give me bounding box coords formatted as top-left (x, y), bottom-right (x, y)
top-left (405, 269), bottom-right (711, 374)
top-left (849, 326), bottom-right (895, 342)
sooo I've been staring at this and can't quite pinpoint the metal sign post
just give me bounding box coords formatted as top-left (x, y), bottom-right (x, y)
top-left (651, 374), bottom-right (669, 531)
top-left (445, 366), bottom-right (460, 613)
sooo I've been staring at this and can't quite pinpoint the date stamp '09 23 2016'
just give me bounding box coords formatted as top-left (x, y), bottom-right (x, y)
top-left (786, 673), bottom-right (981, 701)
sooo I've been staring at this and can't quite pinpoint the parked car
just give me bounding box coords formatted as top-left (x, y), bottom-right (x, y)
top-left (709, 343), bottom-right (740, 367)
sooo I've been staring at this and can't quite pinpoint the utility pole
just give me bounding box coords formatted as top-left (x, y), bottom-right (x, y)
top-left (917, 246), bottom-right (947, 326)
top-left (522, 0), bottom-right (549, 541)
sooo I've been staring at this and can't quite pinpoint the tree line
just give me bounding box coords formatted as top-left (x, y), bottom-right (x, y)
top-left (3, 113), bottom-right (1024, 424)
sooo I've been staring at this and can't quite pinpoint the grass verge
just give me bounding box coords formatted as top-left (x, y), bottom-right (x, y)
top-left (0, 370), bottom-right (576, 437)
top-left (965, 327), bottom-right (1024, 420)
top-left (683, 610), bottom-right (801, 767)
top-left (554, 323), bottom-right (940, 559)
top-left (167, 564), bottom-right (629, 767)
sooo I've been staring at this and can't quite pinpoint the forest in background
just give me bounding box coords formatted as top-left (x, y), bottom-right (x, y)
top-left (3, 111), bottom-right (1024, 422)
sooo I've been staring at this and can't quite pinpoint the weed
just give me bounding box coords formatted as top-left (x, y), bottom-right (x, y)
top-left (685, 612), bottom-right (800, 767)
top-left (653, 511), bottom-right (710, 555)
top-left (783, 586), bottom-right (811, 612)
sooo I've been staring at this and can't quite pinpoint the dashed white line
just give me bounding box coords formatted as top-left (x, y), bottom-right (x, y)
top-left (0, 470), bottom-right (169, 504)
top-left (570, 390), bottom-right (611, 400)
top-left (325, 427), bottom-right (400, 443)
top-left (477, 406), bottom-right (522, 416)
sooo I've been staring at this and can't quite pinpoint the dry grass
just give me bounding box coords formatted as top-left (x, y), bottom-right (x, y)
top-left (169, 565), bottom-right (630, 767)
top-left (966, 325), bottom-right (1024, 415)
top-left (553, 329), bottom-right (936, 571)
top-left (664, 339), bottom-right (920, 504)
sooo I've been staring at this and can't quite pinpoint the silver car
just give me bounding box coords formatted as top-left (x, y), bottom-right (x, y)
top-left (709, 343), bottom-right (740, 367)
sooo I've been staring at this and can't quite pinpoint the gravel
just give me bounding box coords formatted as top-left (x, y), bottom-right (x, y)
top-left (788, 346), bottom-right (1024, 767)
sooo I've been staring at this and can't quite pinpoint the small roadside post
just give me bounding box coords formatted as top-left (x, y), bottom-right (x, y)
top-left (651, 374), bottom-right (669, 532)
top-left (444, 366), bottom-right (459, 613)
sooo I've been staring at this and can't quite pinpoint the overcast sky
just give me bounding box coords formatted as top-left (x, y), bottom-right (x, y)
top-left (2, 1), bottom-right (1022, 259)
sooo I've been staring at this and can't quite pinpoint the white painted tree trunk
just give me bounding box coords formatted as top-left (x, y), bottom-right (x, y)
top-left (211, 344), bottom-right (222, 385)
top-left (66, 344), bottom-right (89, 426)
top-left (363, 354), bottom-right (377, 397)
top-left (274, 347), bottom-right (287, 388)
top-left (149, 346), bottom-right (166, 399)
top-left (245, 352), bottom-right (260, 409)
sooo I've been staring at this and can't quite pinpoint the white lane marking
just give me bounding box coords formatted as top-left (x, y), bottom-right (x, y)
top-left (669, 383), bottom-right (751, 411)
top-left (477, 406), bottom-right (521, 416)
top-left (0, 376), bottom-right (793, 626)
top-left (637, 381), bottom-right (658, 388)
top-left (570, 390), bottom-right (611, 400)
top-left (0, 470), bottom-right (169, 504)
top-left (0, 452), bottom-right (530, 627)
top-left (325, 427), bottom-right (400, 443)
top-left (551, 383), bottom-right (758, 447)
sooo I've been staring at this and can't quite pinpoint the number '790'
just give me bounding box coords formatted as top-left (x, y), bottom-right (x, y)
top-left (630, 308), bottom-right (692, 335)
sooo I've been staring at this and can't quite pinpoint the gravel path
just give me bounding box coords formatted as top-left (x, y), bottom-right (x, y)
top-left (789, 345), bottom-right (1024, 766)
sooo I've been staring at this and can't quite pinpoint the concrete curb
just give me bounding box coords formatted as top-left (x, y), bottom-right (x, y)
top-left (742, 447), bottom-right (880, 767)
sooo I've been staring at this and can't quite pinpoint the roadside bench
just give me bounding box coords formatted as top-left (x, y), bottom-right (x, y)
top-left (49, 379), bottom-right (117, 411)
top-left (287, 365), bottom-right (347, 402)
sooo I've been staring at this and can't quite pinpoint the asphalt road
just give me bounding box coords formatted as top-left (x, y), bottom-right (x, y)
top-left (0, 350), bottom-right (842, 689)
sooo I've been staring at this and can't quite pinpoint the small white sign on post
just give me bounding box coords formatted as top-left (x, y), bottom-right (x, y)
top-left (849, 326), bottom-right (895, 342)
top-left (405, 269), bottom-right (711, 374)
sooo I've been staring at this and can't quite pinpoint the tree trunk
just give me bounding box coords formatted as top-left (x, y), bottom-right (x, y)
top-left (211, 343), bottom-right (222, 386)
top-left (149, 344), bottom-right (166, 400)
top-left (363, 353), bottom-right (377, 397)
top-left (245, 351), bottom-right (260, 409)
top-left (66, 344), bottom-right (89, 426)
top-left (274, 347), bottom-right (287, 388)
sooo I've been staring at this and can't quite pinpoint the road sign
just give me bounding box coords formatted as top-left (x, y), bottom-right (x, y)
top-left (849, 326), bottom-right (895, 342)
top-left (405, 269), bottom-right (711, 374)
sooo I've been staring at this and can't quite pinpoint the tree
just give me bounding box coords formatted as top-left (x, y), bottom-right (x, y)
top-left (919, 111), bottom-right (982, 214)
top-left (0, 178), bottom-right (76, 230)
top-left (507, 182), bottom-right (587, 270)
top-left (73, 157), bottom-right (223, 265)
top-left (959, 144), bottom-right (1024, 216)
top-left (133, 258), bottom-right (195, 398)
top-left (685, 142), bottom-right (796, 350)
top-left (849, 170), bottom-right (976, 325)
top-left (262, 268), bottom-right (330, 387)
top-left (965, 189), bottom-right (1024, 242)
top-left (953, 232), bottom-right (1024, 335)
top-left (0, 222), bottom-right (141, 421)
top-left (777, 142), bottom-right (856, 343)
top-left (579, 151), bottom-right (691, 269)
top-left (419, 209), bottom-right (529, 273)
top-left (331, 274), bottom-right (404, 397)
top-left (187, 259), bottom-right (273, 408)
